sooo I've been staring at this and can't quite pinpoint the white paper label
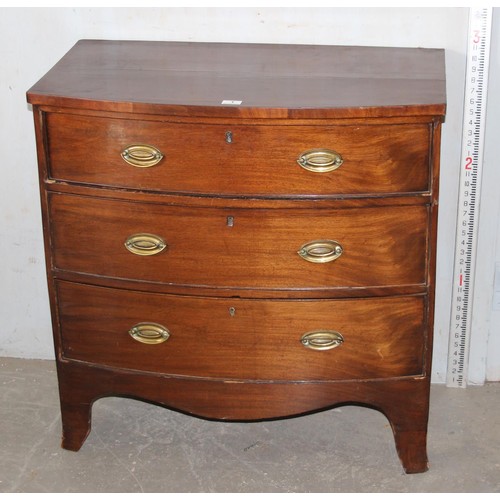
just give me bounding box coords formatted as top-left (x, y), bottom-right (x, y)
top-left (221, 100), bottom-right (242, 105)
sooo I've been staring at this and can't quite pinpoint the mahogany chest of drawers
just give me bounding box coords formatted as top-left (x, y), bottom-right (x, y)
top-left (27, 40), bottom-right (446, 473)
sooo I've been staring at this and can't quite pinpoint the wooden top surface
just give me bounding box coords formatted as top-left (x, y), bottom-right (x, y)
top-left (27, 39), bottom-right (446, 119)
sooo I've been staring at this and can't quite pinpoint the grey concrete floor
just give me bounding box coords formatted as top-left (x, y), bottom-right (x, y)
top-left (1, 357), bottom-right (499, 493)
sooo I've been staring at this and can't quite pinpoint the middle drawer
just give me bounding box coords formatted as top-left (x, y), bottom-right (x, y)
top-left (49, 194), bottom-right (428, 290)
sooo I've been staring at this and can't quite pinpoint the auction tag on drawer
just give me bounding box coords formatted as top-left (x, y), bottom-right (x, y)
top-left (221, 100), bottom-right (242, 105)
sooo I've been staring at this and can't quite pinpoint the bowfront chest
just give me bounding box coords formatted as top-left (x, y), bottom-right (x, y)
top-left (27, 40), bottom-right (446, 473)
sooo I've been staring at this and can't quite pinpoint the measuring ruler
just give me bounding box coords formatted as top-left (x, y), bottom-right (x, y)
top-left (447, 7), bottom-right (492, 387)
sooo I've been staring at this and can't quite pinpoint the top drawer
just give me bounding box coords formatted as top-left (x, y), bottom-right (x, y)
top-left (45, 113), bottom-right (431, 197)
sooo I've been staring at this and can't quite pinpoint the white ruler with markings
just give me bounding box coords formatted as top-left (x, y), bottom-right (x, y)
top-left (446, 7), bottom-right (492, 388)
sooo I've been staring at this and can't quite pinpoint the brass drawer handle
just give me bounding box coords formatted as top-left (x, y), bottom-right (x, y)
top-left (297, 148), bottom-right (343, 173)
top-left (124, 233), bottom-right (167, 256)
top-left (298, 239), bottom-right (343, 263)
top-left (121, 144), bottom-right (164, 168)
top-left (301, 330), bottom-right (344, 351)
top-left (129, 322), bottom-right (170, 344)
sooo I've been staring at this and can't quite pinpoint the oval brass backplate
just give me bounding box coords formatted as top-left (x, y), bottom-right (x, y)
top-left (301, 330), bottom-right (344, 351)
top-left (121, 144), bottom-right (164, 168)
top-left (124, 233), bottom-right (167, 256)
top-left (298, 239), bottom-right (343, 264)
top-left (128, 322), bottom-right (170, 345)
top-left (297, 148), bottom-right (343, 173)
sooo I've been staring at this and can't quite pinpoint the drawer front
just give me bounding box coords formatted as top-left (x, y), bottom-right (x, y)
top-left (46, 113), bottom-right (431, 196)
top-left (49, 194), bottom-right (428, 289)
top-left (57, 281), bottom-right (426, 381)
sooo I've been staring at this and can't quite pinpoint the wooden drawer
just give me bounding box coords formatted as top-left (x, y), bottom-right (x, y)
top-left (57, 281), bottom-right (426, 381)
top-left (45, 113), bottom-right (431, 196)
top-left (49, 193), bottom-right (428, 290)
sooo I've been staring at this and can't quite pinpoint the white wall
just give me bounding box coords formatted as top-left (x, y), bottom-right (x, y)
top-left (0, 7), bottom-right (474, 381)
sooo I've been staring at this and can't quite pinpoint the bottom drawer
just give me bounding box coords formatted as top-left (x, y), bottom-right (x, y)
top-left (56, 281), bottom-right (426, 381)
